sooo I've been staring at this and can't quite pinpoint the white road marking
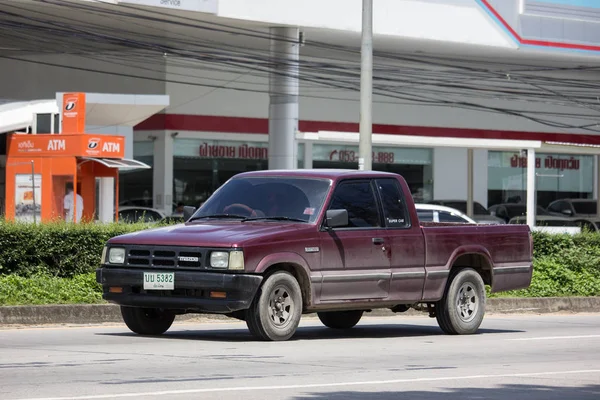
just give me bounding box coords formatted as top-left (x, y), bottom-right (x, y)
top-left (507, 334), bottom-right (600, 341)
top-left (11, 369), bottom-right (600, 400)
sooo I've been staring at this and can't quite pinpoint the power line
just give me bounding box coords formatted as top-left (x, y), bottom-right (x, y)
top-left (1, 0), bottom-right (600, 132)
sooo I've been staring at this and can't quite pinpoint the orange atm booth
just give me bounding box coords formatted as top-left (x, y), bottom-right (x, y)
top-left (4, 92), bottom-right (149, 223)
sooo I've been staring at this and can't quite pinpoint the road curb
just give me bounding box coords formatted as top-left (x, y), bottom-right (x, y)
top-left (0, 297), bottom-right (598, 326)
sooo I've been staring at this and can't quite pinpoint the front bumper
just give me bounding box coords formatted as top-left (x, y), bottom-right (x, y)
top-left (96, 267), bottom-right (262, 313)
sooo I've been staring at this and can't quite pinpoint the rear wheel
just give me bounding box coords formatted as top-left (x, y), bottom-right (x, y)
top-left (317, 310), bottom-right (364, 329)
top-left (246, 271), bottom-right (303, 341)
top-left (435, 268), bottom-right (486, 335)
top-left (120, 306), bottom-right (175, 335)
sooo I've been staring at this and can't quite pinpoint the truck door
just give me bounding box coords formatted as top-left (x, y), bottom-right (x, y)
top-left (318, 179), bottom-right (391, 301)
top-left (374, 178), bottom-right (426, 302)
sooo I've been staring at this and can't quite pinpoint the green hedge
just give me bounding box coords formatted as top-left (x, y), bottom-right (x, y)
top-left (490, 231), bottom-right (600, 298)
top-left (0, 221), bottom-right (148, 277)
top-left (0, 222), bottom-right (599, 305)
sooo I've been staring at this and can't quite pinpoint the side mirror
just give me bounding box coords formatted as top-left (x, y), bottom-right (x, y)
top-left (325, 209), bottom-right (348, 229)
top-left (183, 206), bottom-right (197, 221)
top-left (561, 209), bottom-right (573, 216)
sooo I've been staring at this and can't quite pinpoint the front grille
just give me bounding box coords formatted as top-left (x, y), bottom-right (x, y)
top-left (120, 246), bottom-right (209, 270)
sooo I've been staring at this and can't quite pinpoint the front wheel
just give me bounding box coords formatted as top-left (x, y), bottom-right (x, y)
top-left (246, 271), bottom-right (303, 341)
top-left (435, 268), bottom-right (486, 335)
top-left (317, 310), bottom-right (363, 329)
top-left (120, 306), bottom-right (175, 335)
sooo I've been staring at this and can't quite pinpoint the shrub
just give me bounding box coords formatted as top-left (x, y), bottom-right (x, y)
top-left (0, 222), bottom-right (599, 301)
top-left (489, 256), bottom-right (600, 298)
top-left (0, 272), bottom-right (103, 305)
top-left (0, 221), bottom-right (150, 277)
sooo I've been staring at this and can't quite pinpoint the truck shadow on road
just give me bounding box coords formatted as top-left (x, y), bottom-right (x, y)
top-left (291, 383), bottom-right (600, 400)
top-left (98, 323), bottom-right (523, 342)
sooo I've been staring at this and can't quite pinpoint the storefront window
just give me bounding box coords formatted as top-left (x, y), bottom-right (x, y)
top-left (311, 144), bottom-right (433, 202)
top-left (488, 151), bottom-right (594, 208)
top-left (118, 140), bottom-right (153, 208)
top-left (173, 139), bottom-right (304, 206)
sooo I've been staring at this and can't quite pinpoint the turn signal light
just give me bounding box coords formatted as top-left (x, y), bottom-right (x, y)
top-left (109, 287), bottom-right (123, 293)
top-left (210, 291), bottom-right (227, 299)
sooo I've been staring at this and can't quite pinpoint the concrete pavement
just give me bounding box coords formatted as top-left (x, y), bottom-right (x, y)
top-left (1, 314), bottom-right (599, 400)
top-left (1, 296), bottom-right (599, 326)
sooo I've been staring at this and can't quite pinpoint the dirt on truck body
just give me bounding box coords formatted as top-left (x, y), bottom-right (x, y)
top-left (97, 169), bottom-right (533, 341)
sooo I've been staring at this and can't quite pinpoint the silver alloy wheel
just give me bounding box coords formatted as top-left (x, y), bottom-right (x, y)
top-left (456, 282), bottom-right (478, 323)
top-left (268, 285), bottom-right (294, 327)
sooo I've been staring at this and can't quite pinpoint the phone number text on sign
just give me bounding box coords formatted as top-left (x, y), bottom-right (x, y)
top-left (330, 150), bottom-right (395, 164)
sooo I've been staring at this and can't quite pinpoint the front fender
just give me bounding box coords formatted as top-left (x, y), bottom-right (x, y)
top-left (254, 252), bottom-right (316, 306)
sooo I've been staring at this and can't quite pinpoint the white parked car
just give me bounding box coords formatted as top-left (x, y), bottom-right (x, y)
top-left (415, 203), bottom-right (477, 224)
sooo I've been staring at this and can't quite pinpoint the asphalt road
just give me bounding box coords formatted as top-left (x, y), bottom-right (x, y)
top-left (1, 314), bottom-right (599, 400)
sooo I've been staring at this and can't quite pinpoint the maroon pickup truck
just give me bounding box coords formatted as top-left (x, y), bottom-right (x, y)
top-left (96, 170), bottom-right (533, 341)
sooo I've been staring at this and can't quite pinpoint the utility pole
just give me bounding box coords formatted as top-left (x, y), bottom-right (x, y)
top-left (358, 0), bottom-right (373, 171)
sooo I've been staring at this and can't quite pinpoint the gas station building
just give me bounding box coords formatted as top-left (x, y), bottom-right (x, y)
top-left (2, 0), bottom-right (600, 225)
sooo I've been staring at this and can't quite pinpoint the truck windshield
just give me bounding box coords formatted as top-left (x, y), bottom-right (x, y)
top-left (191, 176), bottom-right (332, 223)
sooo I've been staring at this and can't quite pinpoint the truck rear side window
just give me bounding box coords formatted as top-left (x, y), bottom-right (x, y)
top-left (376, 179), bottom-right (409, 228)
top-left (328, 181), bottom-right (380, 228)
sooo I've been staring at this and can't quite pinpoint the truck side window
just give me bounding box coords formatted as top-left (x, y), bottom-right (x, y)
top-left (376, 179), bottom-right (409, 228)
top-left (328, 181), bottom-right (380, 228)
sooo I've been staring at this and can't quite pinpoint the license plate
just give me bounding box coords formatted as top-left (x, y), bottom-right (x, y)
top-left (143, 272), bottom-right (174, 290)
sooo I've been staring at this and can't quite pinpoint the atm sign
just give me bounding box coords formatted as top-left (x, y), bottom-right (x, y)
top-left (84, 137), bottom-right (124, 157)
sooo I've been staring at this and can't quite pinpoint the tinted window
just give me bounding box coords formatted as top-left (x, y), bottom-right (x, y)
top-left (441, 201), bottom-right (489, 215)
top-left (376, 179), bottom-right (409, 228)
top-left (548, 201), bottom-right (563, 213)
top-left (504, 205), bottom-right (550, 218)
top-left (438, 211), bottom-right (469, 223)
top-left (417, 210), bottom-right (434, 222)
top-left (328, 180), bottom-right (380, 228)
top-left (573, 201), bottom-right (596, 214)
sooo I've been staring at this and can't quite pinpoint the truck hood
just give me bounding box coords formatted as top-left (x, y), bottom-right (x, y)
top-left (108, 221), bottom-right (313, 247)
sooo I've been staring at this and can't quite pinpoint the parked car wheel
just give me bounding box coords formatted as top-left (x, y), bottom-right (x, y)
top-left (120, 306), bottom-right (175, 335)
top-left (317, 310), bottom-right (364, 329)
top-left (435, 268), bottom-right (486, 335)
top-left (246, 271), bottom-right (302, 341)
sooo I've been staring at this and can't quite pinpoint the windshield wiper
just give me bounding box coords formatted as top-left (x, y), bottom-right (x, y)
top-left (243, 216), bottom-right (307, 223)
top-left (188, 214), bottom-right (247, 222)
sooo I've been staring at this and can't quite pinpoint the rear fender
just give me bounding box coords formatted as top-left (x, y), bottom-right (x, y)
top-left (422, 245), bottom-right (494, 301)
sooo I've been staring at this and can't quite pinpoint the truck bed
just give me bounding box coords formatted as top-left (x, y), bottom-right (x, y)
top-left (420, 222), bottom-right (533, 299)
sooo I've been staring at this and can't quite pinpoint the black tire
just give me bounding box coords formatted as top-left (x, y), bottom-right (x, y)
top-left (120, 306), bottom-right (175, 335)
top-left (435, 268), bottom-right (486, 335)
top-left (317, 310), bottom-right (363, 329)
top-left (245, 271), bottom-right (303, 341)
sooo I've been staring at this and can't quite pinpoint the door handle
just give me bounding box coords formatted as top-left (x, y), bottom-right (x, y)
top-left (372, 237), bottom-right (385, 245)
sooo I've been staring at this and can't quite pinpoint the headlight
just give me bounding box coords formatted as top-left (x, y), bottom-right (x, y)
top-left (210, 251), bottom-right (229, 269)
top-left (209, 250), bottom-right (245, 270)
top-left (108, 247), bottom-right (125, 264)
